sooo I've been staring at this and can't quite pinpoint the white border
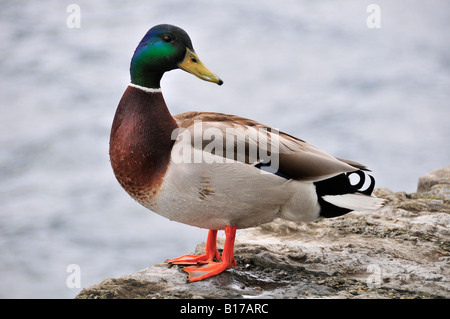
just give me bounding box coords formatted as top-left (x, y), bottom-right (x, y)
top-left (129, 83), bottom-right (162, 93)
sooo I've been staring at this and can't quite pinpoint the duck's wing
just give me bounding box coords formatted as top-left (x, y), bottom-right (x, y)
top-left (172, 111), bottom-right (364, 182)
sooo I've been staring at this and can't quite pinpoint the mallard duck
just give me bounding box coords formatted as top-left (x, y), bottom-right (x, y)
top-left (109, 24), bottom-right (383, 282)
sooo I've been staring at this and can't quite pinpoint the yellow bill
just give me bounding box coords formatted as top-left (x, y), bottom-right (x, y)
top-left (178, 48), bottom-right (223, 85)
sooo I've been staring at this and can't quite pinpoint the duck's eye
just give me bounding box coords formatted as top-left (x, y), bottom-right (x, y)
top-left (163, 34), bottom-right (172, 43)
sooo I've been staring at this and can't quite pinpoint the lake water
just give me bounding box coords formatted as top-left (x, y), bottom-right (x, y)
top-left (0, 0), bottom-right (449, 298)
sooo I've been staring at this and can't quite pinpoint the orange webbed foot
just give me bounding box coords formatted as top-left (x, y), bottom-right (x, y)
top-left (177, 226), bottom-right (237, 282)
top-left (165, 252), bottom-right (220, 265)
top-left (165, 230), bottom-right (220, 265)
top-left (183, 261), bottom-right (231, 282)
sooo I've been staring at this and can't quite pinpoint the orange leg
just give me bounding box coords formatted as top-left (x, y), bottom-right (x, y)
top-left (182, 225), bottom-right (237, 282)
top-left (165, 229), bottom-right (221, 265)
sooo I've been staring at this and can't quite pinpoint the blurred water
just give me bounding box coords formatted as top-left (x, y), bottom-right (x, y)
top-left (0, 0), bottom-right (449, 298)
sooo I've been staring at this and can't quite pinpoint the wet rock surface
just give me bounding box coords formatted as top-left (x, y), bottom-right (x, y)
top-left (76, 167), bottom-right (450, 299)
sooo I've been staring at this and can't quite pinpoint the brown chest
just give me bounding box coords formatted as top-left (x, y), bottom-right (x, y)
top-left (109, 86), bottom-right (177, 201)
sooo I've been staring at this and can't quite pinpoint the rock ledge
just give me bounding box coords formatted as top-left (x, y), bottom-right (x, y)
top-left (76, 167), bottom-right (450, 299)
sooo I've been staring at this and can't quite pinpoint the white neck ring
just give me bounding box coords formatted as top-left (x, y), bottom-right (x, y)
top-left (129, 83), bottom-right (162, 93)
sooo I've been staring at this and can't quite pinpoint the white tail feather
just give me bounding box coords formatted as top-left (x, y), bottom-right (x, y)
top-left (322, 193), bottom-right (384, 211)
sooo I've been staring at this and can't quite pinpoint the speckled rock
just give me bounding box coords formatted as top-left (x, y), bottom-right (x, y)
top-left (417, 166), bottom-right (450, 193)
top-left (76, 167), bottom-right (450, 299)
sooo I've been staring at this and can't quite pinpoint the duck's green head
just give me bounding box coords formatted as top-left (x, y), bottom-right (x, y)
top-left (130, 24), bottom-right (223, 89)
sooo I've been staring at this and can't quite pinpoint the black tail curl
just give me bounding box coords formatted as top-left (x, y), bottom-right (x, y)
top-left (314, 170), bottom-right (376, 218)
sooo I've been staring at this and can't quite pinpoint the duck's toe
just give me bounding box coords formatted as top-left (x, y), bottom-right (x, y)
top-left (183, 261), bottom-right (233, 282)
top-left (165, 251), bottom-right (221, 265)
